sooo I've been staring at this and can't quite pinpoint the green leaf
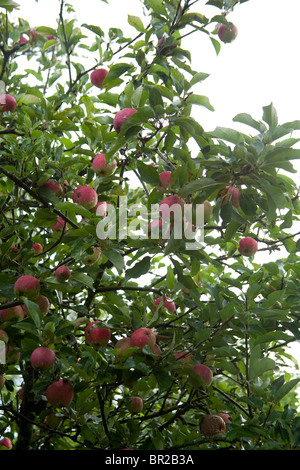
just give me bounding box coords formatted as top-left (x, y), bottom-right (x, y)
top-left (103, 63), bottom-right (133, 84)
top-left (81, 24), bottom-right (104, 37)
top-left (102, 249), bottom-right (124, 273)
top-left (23, 299), bottom-right (42, 329)
top-left (137, 160), bottom-right (160, 186)
top-left (273, 378), bottom-right (300, 403)
top-left (262, 102), bottom-right (278, 128)
top-left (180, 177), bottom-right (221, 197)
top-left (128, 15), bottom-right (146, 33)
top-left (0, 0), bottom-right (19, 10)
top-left (124, 256), bottom-right (151, 282)
top-left (71, 272), bottom-right (94, 289)
top-left (233, 112), bottom-right (266, 132)
top-left (186, 94), bottom-right (214, 111)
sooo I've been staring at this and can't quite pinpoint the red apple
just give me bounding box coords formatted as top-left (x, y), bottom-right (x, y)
top-left (217, 23), bottom-right (238, 43)
top-left (14, 275), bottom-right (40, 300)
top-left (238, 237), bottom-right (258, 257)
top-left (113, 108), bottom-right (137, 133)
top-left (0, 305), bottom-right (25, 322)
top-left (218, 412), bottom-right (231, 424)
top-left (200, 414), bottom-right (226, 436)
top-left (19, 35), bottom-right (29, 44)
top-left (129, 327), bottom-right (156, 350)
top-left (90, 68), bottom-right (109, 88)
top-left (41, 180), bottom-right (63, 197)
top-left (92, 153), bottom-right (117, 177)
top-left (154, 296), bottom-right (176, 313)
top-left (114, 337), bottom-right (133, 357)
top-left (82, 246), bottom-right (101, 265)
top-left (189, 363), bottom-right (213, 388)
top-left (159, 195), bottom-right (185, 222)
top-left (0, 437), bottom-right (12, 449)
top-left (156, 171), bottom-right (173, 192)
top-left (30, 347), bottom-right (56, 371)
top-left (127, 396), bottom-right (143, 413)
top-left (85, 321), bottom-right (111, 346)
top-left (51, 216), bottom-right (68, 232)
top-left (45, 379), bottom-right (74, 407)
top-left (32, 243), bottom-right (43, 254)
top-left (72, 185), bottom-right (98, 210)
top-left (0, 94), bottom-right (17, 113)
top-left (174, 350), bottom-right (193, 363)
top-left (92, 201), bottom-right (110, 216)
top-left (24, 294), bottom-right (50, 317)
top-left (55, 265), bottom-right (71, 282)
top-left (226, 186), bottom-right (240, 208)
top-left (29, 29), bottom-right (38, 41)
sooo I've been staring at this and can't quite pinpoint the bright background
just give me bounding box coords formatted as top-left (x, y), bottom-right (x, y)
top-left (10, 0), bottom-right (300, 371)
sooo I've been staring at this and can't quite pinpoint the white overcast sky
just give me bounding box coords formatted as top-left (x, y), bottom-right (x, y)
top-left (11, 0), bottom-right (300, 368)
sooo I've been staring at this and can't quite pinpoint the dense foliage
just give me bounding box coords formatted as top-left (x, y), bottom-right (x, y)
top-left (0, 0), bottom-right (300, 451)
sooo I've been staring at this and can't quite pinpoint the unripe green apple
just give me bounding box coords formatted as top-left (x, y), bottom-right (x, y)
top-left (82, 246), bottom-right (101, 265)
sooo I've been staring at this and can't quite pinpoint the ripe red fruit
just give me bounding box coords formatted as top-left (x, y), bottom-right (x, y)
top-left (189, 363), bottom-right (213, 388)
top-left (46, 379), bottom-right (74, 407)
top-left (92, 153), bottom-right (117, 177)
top-left (19, 34), bottom-right (29, 44)
top-left (32, 243), bottom-right (43, 254)
top-left (0, 375), bottom-right (5, 391)
top-left (14, 275), bottom-right (40, 300)
top-left (90, 68), bottom-right (109, 88)
top-left (113, 108), bottom-right (137, 133)
top-left (85, 321), bottom-right (111, 346)
top-left (127, 396), bottom-right (143, 413)
top-left (130, 327), bottom-right (156, 350)
top-left (114, 337), bottom-right (133, 357)
top-left (159, 195), bottom-right (185, 222)
top-left (0, 437), bottom-right (12, 449)
top-left (41, 179), bottom-right (63, 197)
top-left (72, 185), bottom-right (98, 210)
top-left (217, 23), bottom-right (238, 43)
top-left (92, 201), bottom-right (110, 216)
top-left (30, 347), bottom-right (56, 371)
top-left (156, 171), bottom-right (173, 192)
top-left (238, 237), bottom-right (258, 257)
top-left (82, 246), bottom-right (101, 265)
top-left (200, 415), bottom-right (226, 436)
top-left (0, 305), bottom-right (25, 322)
top-left (0, 94), bottom-right (17, 113)
top-left (24, 294), bottom-right (50, 317)
top-left (226, 186), bottom-right (240, 208)
top-left (55, 265), bottom-right (71, 282)
top-left (218, 412), bottom-right (231, 424)
top-left (154, 296), bottom-right (176, 313)
top-left (51, 216), bottom-right (68, 232)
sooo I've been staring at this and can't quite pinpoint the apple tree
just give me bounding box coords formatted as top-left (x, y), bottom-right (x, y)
top-left (0, 0), bottom-right (300, 451)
